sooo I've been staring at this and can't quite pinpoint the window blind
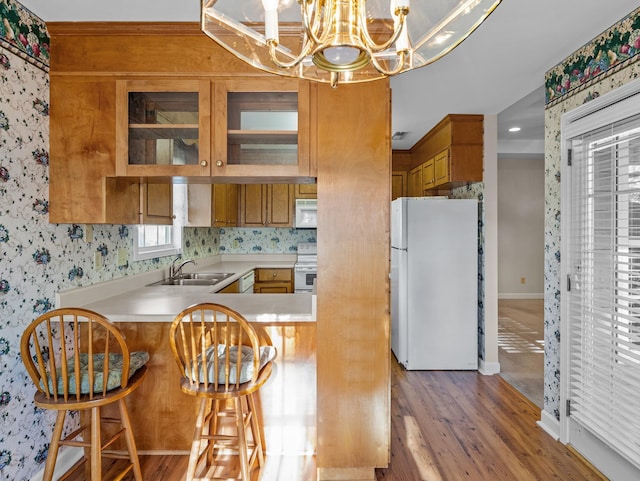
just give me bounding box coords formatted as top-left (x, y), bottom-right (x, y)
top-left (567, 112), bottom-right (640, 469)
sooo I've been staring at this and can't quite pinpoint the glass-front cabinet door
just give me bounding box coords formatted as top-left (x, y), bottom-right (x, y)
top-left (116, 79), bottom-right (211, 177)
top-left (213, 79), bottom-right (310, 178)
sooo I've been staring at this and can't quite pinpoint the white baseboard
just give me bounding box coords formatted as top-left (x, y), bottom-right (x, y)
top-left (30, 447), bottom-right (83, 481)
top-left (498, 293), bottom-right (544, 300)
top-left (537, 410), bottom-right (560, 441)
top-left (478, 359), bottom-right (500, 375)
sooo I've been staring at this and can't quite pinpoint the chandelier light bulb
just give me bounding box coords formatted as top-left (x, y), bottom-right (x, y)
top-left (262, 0), bottom-right (280, 43)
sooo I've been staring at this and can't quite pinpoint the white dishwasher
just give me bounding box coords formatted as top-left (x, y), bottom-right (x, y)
top-left (238, 270), bottom-right (255, 293)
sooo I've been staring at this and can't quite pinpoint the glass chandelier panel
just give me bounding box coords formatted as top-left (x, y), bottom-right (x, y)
top-left (202, 0), bottom-right (502, 87)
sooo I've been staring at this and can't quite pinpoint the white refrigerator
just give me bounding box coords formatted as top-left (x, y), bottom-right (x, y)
top-left (391, 197), bottom-right (478, 370)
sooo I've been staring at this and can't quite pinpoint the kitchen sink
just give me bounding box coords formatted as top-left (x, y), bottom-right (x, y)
top-left (147, 272), bottom-right (235, 287)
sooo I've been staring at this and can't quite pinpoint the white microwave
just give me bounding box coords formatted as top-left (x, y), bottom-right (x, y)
top-left (295, 199), bottom-right (318, 228)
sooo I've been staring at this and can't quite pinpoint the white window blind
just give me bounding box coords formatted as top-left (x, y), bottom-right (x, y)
top-left (566, 111), bottom-right (640, 470)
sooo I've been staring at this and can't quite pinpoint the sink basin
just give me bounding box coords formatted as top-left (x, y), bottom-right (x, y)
top-left (147, 272), bottom-right (235, 287)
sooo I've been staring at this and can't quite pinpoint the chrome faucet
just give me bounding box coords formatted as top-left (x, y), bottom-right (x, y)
top-left (169, 256), bottom-right (195, 279)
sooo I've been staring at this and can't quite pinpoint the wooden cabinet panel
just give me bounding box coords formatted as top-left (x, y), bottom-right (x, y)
top-left (315, 80), bottom-right (390, 476)
top-left (408, 164), bottom-right (423, 197)
top-left (295, 183), bottom-right (318, 198)
top-left (400, 114), bottom-right (483, 194)
top-left (187, 183), bottom-right (238, 227)
top-left (239, 184), bottom-right (267, 226)
top-left (49, 77), bottom-right (140, 224)
top-left (217, 279), bottom-right (239, 293)
top-left (391, 171), bottom-right (407, 200)
top-left (213, 184), bottom-right (239, 226)
top-left (434, 150), bottom-right (449, 186)
top-left (422, 157), bottom-right (435, 191)
top-left (213, 79), bottom-right (311, 179)
top-left (141, 183), bottom-right (173, 224)
top-left (115, 79), bottom-right (212, 177)
top-left (254, 268), bottom-right (293, 293)
top-left (239, 184), bottom-right (294, 227)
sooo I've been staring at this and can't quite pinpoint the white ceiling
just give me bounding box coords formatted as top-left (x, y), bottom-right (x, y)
top-left (19, 0), bottom-right (640, 156)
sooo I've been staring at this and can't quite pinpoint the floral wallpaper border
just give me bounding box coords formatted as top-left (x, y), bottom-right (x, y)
top-left (545, 6), bottom-right (640, 106)
top-left (0, 0), bottom-right (49, 72)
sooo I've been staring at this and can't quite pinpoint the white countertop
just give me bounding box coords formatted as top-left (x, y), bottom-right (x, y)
top-left (58, 255), bottom-right (316, 323)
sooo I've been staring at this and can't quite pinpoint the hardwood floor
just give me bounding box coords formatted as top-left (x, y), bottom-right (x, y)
top-left (71, 327), bottom-right (606, 481)
top-left (498, 299), bottom-right (544, 408)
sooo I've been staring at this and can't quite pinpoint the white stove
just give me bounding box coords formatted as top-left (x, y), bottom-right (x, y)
top-left (294, 242), bottom-right (317, 293)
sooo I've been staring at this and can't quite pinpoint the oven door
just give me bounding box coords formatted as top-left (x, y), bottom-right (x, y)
top-left (294, 264), bottom-right (317, 292)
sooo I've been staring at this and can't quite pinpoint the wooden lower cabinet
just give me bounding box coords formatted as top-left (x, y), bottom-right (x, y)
top-left (254, 268), bottom-right (294, 293)
top-left (217, 279), bottom-right (239, 293)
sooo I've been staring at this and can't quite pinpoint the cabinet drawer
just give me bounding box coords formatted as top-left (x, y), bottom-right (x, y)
top-left (256, 268), bottom-right (293, 282)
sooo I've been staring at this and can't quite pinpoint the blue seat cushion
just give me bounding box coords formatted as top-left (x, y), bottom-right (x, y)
top-left (190, 345), bottom-right (276, 385)
top-left (44, 351), bottom-right (149, 395)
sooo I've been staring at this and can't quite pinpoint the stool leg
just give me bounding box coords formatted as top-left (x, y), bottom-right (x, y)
top-left (186, 398), bottom-right (208, 481)
top-left (206, 399), bottom-right (218, 467)
top-left (90, 406), bottom-right (102, 481)
top-left (247, 393), bottom-right (265, 467)
top-left (118, 398), bottom-right (143, 481)
top-left (42, 411), bottom-right (66, 481)
top-left (235, 397), bottom-right (250, 480)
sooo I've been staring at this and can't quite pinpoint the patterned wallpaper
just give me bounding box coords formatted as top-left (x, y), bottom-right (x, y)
top-left (451, 183), bottom-right (486, 361)
top-left (543, 9), bottom-right (640, 421)
top-left (0, 2), bottom-right (315, 479)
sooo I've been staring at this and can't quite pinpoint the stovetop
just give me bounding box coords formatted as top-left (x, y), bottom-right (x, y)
top-left (296, 242), bottom-right (317, 266)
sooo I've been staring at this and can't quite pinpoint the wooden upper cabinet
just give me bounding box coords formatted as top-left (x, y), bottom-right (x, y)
top-left (423, 157), bottom-right (436, 191)
top-left (391, 171), bottom-right (407, 200)
top-left (213, 79), bottom-right (311, 179)
top-left (49, 76), bottom-right (140, 224)
top-left (186, 183), bottom-right (238, 227)
top-left (396, 114), bottom-right (483, 194)
top-left (140, 183), bottom-right (173, 225)
top-left (116, 77), bottom-right (311, 179)
top-left (239, 184), bottom-right (294, 227)
top-left (295, 183), bottom-right (317, 198)
top-left (116, 79), bottom-right (212, 177)
top-left (408, 164), bottom-right (423, 197)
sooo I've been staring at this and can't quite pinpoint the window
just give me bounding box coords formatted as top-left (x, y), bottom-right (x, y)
top-left (561, 79), bottom-right (640, 478)
top-left (132, 184), bottom-right (186, 261)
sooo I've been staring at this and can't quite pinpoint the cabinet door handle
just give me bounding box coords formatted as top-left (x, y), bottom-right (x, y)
top-left (200, 160), bottom-right (208, 167)
top-left (216, 160), bottom-right (223, 167)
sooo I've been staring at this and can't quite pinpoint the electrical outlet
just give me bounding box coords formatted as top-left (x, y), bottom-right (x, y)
top-left (117, 248), bottom-right (128, 267)
top-left (520, 277), bottom-right (526, 284)
top-left (94, 251), bottom-right (103, 270)
top-left (83, 225), bottom-right (93, 243)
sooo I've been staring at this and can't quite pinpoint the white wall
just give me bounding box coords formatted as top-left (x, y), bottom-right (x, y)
top-left (498, 157), bottom-right (544, 298)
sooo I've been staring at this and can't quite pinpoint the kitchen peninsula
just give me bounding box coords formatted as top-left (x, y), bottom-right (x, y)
top-left (57, 255), bottom-right (316, 452)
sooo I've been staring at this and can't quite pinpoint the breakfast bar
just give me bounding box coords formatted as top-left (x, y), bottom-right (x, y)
top-left (56, 257), bottom-right (317, 453)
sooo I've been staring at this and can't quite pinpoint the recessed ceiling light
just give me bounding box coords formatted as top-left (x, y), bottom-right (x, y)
top-left (509, 127), bottom-right (521, 132)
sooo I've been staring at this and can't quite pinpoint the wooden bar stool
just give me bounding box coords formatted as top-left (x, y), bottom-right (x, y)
top-left (169, 303), bottom-right (276, 481)
top-left (20, 308), bottom-right (149, 481)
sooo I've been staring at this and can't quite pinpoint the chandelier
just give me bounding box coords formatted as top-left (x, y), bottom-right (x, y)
top-left (201, 0), bottom-right (502, 87)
